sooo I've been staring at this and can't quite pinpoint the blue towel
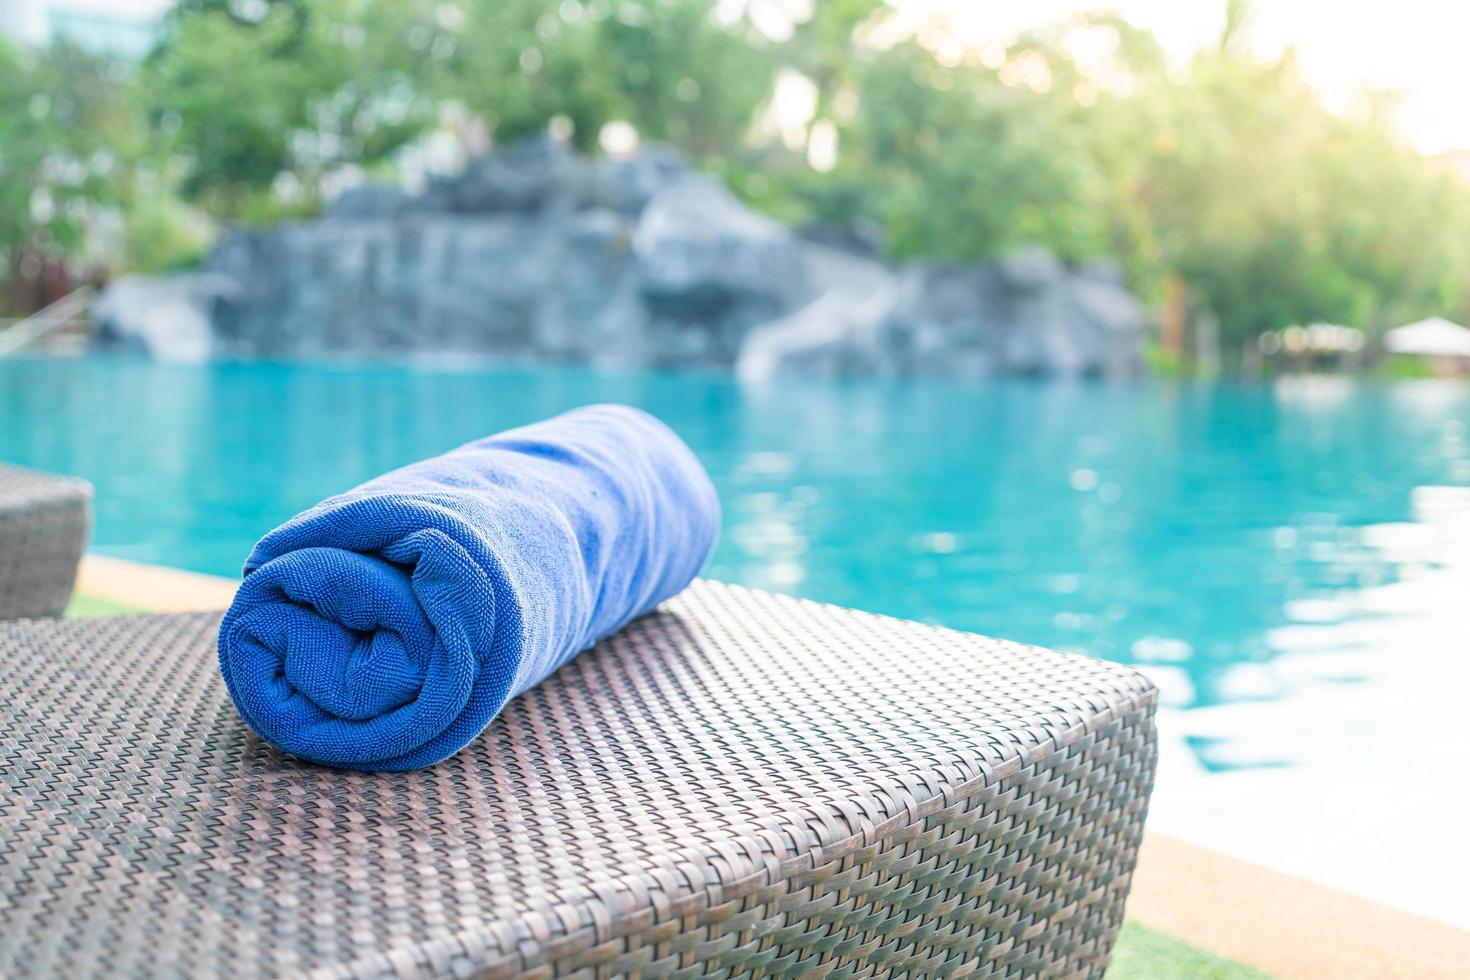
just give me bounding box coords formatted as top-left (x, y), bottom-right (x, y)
top-left (217, 404), bottom-right (720, 771)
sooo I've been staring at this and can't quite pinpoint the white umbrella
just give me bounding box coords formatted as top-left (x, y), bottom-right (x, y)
top-left (1384, 317), bottom-right (1470, 357)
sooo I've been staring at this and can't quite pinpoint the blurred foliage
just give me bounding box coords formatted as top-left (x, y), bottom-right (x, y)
top-left (0, 41), bottom-right (140, 273)
top-left (1142, 345), bottom-right (1187, 379)
top-left (145, 0), bottom-right (448, 216)
top-left (1089, 37), bottom-right (1470, 351)
top-left (835, 39), bottom-right (1111, 262)
top-left (120, 189), bottom-right (213, 273)
top-left (444, 0), bottom-right (775, 159)
top-left (4, 0), bottom-right (1470, 356)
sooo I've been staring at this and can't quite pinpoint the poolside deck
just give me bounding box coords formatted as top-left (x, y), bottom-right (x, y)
top-left (71, 554), bottom-right (1470, 979)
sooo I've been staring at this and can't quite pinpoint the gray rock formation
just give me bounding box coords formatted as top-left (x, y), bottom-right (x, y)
top-left (422, 137), bottom-right (579, 213)
top-left (635, 176), bottom-right (808, 366)
top-left (738, 244), bottom-right (1145, 381)
top-left (93, 136), bottom-right (1146, 377)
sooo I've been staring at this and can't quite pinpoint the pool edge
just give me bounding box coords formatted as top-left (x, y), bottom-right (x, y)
top-left (1126, 832), bottom-right (1470, 978)
top-left (77, 553), bottom-right (239, 611)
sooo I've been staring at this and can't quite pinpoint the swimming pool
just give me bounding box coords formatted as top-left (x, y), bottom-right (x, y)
top-left (4, 355), bottom-right (1469, 922)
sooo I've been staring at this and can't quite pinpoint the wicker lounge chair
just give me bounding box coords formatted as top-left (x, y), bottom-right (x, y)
top-left (0, 581), bottom-right (1157, 978)
top-left (0, 463), bottom-right (91, 620)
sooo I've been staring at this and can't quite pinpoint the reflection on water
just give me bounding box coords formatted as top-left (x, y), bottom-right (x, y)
top-left (3, 359), bottom-right (1467, 714)
top-left (4, 357), bottom-right (1470, 922)
top-left (1146, 485), bottom-right (1470, 925)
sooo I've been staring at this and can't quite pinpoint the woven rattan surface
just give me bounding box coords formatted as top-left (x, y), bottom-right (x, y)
top-left (0, 580), bottom-right (1157, 979)
top-left (0, 463), bottom-right (91, 620)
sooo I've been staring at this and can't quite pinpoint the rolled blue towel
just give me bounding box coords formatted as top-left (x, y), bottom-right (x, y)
top-left (217, 404), bottom-right (720, 771)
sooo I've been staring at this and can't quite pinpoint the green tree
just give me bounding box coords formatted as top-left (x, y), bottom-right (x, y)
top-left (432, 1), bottom-right (607, 149)
top-left (146, 0), bottom-right (449, 218)
top-left (0, 40), bottom-right (145, 308)
top-left (1091, 28), bottom-right (1470, 350)
top-left (852, 41), bottom-right (1109, 261)
top-left (591, 0), bottom-right (775, 160)
top-left (9, 0), bottom-right (1470, 360)
top-left (448, 0), bottom-right (776, 158)
top-left (755, 24), bottom-right (1113, 263)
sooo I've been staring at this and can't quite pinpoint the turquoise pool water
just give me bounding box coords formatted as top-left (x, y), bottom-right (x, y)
top-left (5, 356), bottom-right (1469, 703)
top-left (6, 355), bottom-right (1470, 920)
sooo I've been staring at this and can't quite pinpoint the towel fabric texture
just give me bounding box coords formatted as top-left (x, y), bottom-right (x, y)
top-left (217, 404), bottom-right (720, 770)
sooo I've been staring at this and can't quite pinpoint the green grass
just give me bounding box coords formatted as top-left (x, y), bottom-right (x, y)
top-left (64, 592), bottom-right (147, 618)
top-left (1107, 923), bottom-right (1272, 978)
top-left (1377, 354), bottom-right (1437, 379)
top-left (62, 592), bottom-right (1272, 978)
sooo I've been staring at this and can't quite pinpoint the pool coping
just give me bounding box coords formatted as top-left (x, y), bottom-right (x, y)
top-left (76, 553), bottom-right (241, 611)
top-left (72, 554), bottom-right (1470, 979)
top-left (1127, 833), bottom-right (1470, 978)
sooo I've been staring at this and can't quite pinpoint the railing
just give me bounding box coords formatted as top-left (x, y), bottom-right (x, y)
top-left (0, 286), bottom-right (94, 358)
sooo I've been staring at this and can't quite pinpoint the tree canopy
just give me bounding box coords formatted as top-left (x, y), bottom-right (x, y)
top-left (4, 0), bottom-right (1469, 359)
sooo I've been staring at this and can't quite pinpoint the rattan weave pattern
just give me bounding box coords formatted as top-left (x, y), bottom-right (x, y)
top-left (0, 463), bottom-right (91, 620)
top-left (0, 581), bottom-right (1156, 978)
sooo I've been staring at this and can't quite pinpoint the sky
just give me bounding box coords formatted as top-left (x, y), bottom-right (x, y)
top-left (16, 0), bottom-right (1470, 154)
